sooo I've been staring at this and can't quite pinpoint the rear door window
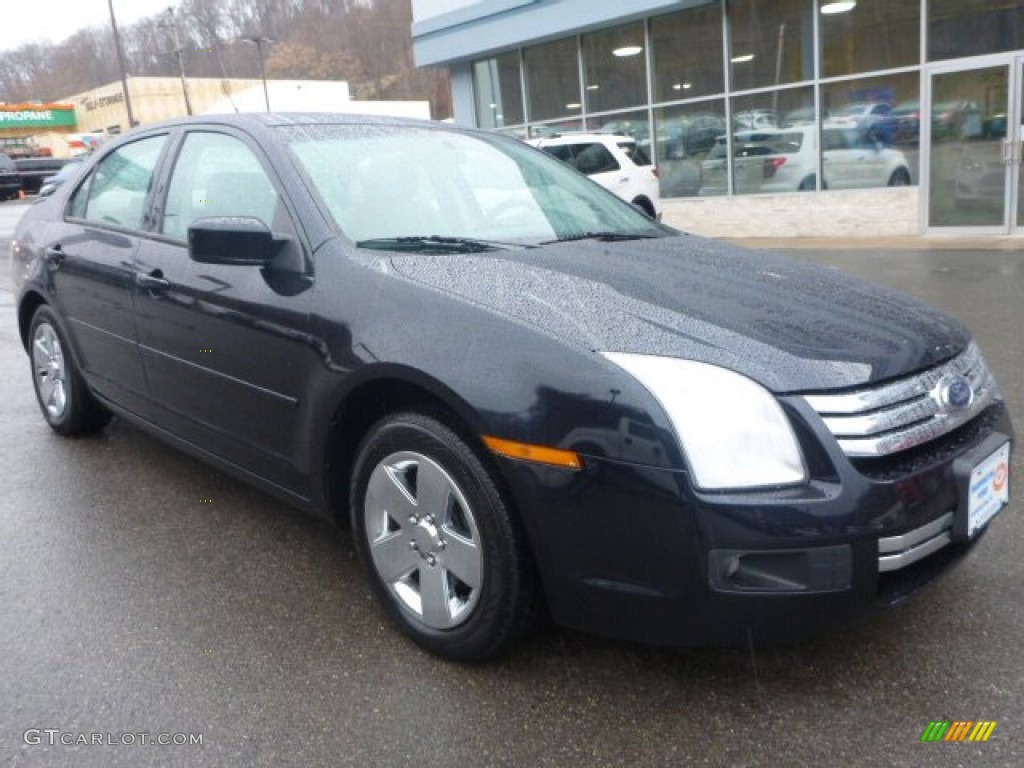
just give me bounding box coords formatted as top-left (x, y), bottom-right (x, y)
top-left (570, 143), bottom-right (619, 174)
top-left (68, 135), bottom-right (168, 230)
top-left (617, 141), bottom-right (651, 166)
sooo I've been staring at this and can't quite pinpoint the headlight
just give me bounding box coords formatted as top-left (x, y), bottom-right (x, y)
top-left (603, 353), bottom-right (806, 491)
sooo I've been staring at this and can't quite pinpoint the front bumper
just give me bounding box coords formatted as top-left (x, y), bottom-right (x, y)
top-left (496, 402), bottom-right (1012, 648)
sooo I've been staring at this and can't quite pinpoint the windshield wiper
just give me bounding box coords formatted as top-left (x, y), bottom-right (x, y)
top-left (540, 231), bottom-right (662, 244)
top-left (356, 235), bottom-right (533, 253)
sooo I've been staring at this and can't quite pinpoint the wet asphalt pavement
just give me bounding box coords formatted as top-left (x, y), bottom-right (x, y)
top-left (1, 197), bottom-right (1022, 767)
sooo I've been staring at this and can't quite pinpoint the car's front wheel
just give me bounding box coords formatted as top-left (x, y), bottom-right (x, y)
top-left (29, 306), bottom-right (110, 436)
top-left (350, 410), bottom-right (540, 661)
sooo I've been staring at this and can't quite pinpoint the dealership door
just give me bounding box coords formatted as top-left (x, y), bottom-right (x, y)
top-left (926, 56), bottom-right (1024, 232)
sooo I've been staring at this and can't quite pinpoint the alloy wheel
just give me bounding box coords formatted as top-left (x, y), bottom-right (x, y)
top-left (32, 322), bottom-right (68, 421)
top-left (363, 450), bottom-right (484, 630)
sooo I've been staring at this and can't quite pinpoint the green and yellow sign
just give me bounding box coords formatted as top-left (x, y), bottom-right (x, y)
top-left (921, 720), bottom-right (997, 742)
top-left (0, 104), bottom-right (76, 129)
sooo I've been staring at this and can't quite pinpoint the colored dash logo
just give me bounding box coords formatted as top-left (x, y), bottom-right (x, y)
top-left (921, 720), bottom-right (997, 742)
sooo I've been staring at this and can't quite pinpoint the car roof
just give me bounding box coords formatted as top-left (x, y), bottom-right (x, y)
top-left (113, 112), bottom-right (458, 145)
top-left (139, 112), bottom-right (436, 128)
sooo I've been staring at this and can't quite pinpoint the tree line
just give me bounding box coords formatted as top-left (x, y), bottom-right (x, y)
top-left (0, 0), bottom-right (450, 118)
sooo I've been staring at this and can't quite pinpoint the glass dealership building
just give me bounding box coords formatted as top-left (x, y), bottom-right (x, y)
top-left (412, 1), bottom-right (1024, 236)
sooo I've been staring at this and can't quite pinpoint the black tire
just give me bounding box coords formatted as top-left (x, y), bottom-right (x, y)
top-left (350, 410), bottom-right (540, 662)
top-left (888, 168), bottom-right (911, 187)
top-left (28, 305), bottom-right (111, 436)
top-left (798, 175), bottom-right (817, 191)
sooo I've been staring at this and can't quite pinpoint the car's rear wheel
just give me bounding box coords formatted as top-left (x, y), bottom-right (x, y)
top-left (632, 197), bottom-right (656, 219)
top-left (798, 175), bottom-right (819, 191)
top-left (350, 410), bottom-right (540, 661)
top-left (29, 306), bottom-right (110, 436)
top-left (888, 168), bottom-right (911, 187)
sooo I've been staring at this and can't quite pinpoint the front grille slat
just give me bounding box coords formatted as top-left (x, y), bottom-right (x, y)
top-left (802, 343), bottom-right (1000, 459)
top-left (821, 394), bottom-right (936, 438)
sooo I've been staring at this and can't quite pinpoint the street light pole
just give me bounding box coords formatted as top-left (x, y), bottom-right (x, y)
top-left (242, 36), bottom-right (274, 112)
top-left (107, 0), bottom-right (136, 127)
top-left (161, 7), bottom-right (192, 116)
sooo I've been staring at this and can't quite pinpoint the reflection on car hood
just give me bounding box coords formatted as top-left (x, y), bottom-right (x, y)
top-left (388, 234), bottom-right (969, 392)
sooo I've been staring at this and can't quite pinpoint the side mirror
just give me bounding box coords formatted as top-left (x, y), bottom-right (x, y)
top-left (188, 216), bottom-right (288, 266)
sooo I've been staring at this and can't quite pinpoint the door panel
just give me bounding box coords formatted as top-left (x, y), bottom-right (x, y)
top-left (134, 240), bottom-right (315, 491)
top-left (46, 223), bottom-right (148, 415)
top-left (133, 130), bottom-right (316, 492)
top-left (46, 134), bottom-right (168, 417)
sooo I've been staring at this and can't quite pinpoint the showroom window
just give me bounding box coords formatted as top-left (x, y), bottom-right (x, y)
top-left (729, 86), bottom-right (815, 193)
top-left (467, 0), bottom-right (939, 201)
top-left (651, 4), bottom-right (725, 103)
top-left (473, 52), bottom-right (524, 129)
top-left (586, 109), bottom-right (650, 144)
top-left (582, 21), bottom-right (647, 113)
top-left (528, 119), bottom-right (583, 139)
top-left (820, 0), bottom-right (919, 77)
top-left (524, 38), bottom-right (581, 122)
top-left (820, 71), bottom-right (920, 187)
top-left (929, 0), bottom-right (1024, 61)
top-left (653, 99), bottom-right (727, 197)
top-left (727, 0), bottom-right (815, 92)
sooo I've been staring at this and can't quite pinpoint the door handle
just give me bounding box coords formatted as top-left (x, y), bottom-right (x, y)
top-left (1001, 138), bottom-right (1018, 165)
top-left (136, 269), bottom-right (170, 289)
top-left (44, 245), bottom-right (65, 268)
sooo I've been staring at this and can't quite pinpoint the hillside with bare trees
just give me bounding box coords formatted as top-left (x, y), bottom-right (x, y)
top-left (0, 0), bottom-right (450, 118)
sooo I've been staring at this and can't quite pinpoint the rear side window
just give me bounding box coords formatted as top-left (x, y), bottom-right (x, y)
top-left (738, 132), bottom-right (804, 155)
top-left (69, 135), bottom-right (167, 230)
top-left (617, 141), bottom-right (651, 166)
top-left (0, 153), bottom-right (14, 171)
top-left (823, 129), bottom-right (847, 151)
top-left (570, 143), bottom-right (619, 174)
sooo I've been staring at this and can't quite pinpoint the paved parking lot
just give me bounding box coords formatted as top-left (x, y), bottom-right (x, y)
top-left (1, 197), bottom-right (1022, 767)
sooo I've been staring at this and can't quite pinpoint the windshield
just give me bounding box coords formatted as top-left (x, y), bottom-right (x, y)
top-left (279, 124), bottom-right (666, 247)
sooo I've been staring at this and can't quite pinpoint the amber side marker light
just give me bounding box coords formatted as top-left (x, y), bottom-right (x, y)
top-left (482, 436), bottom-right (583, 470)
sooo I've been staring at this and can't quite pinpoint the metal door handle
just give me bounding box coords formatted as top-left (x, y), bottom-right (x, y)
top-left (136, 269), bottom-right (169, 289)
top-left (1001, 138), bottom-right (1017, 165)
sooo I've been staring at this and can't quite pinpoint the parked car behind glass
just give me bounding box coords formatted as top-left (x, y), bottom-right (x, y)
top-left (10, 114), bottom-right (1011, 662)
top-left (700, 124), bottom-right (912, 194)
top-left (829, 102), bottom-right (895, 145)
top-left (0, 153), bottom-right (20, 200)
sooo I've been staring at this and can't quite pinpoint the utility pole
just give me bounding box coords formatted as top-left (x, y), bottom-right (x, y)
top-left (160, 6), bottom-right (192, 115)
top-left (242, 36), bottom-right (274, 112)
top-left (107, 0), bottom-right (136, 127)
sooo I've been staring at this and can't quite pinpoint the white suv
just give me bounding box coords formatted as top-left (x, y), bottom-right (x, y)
top-left (700, 123), bottom-right (912, 195)
top-left (527, 133), bottom-right (662, 219)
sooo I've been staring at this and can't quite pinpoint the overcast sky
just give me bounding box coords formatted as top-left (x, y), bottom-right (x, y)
top-left (2, 0), bottom-right (175, 54)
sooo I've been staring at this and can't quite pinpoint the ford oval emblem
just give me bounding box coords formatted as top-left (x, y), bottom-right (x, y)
top-left (938, 374), bottom-right (973, 412)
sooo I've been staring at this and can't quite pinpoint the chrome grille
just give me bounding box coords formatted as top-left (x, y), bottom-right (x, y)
top-left (802, 343), bottom-right (1000, 458)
